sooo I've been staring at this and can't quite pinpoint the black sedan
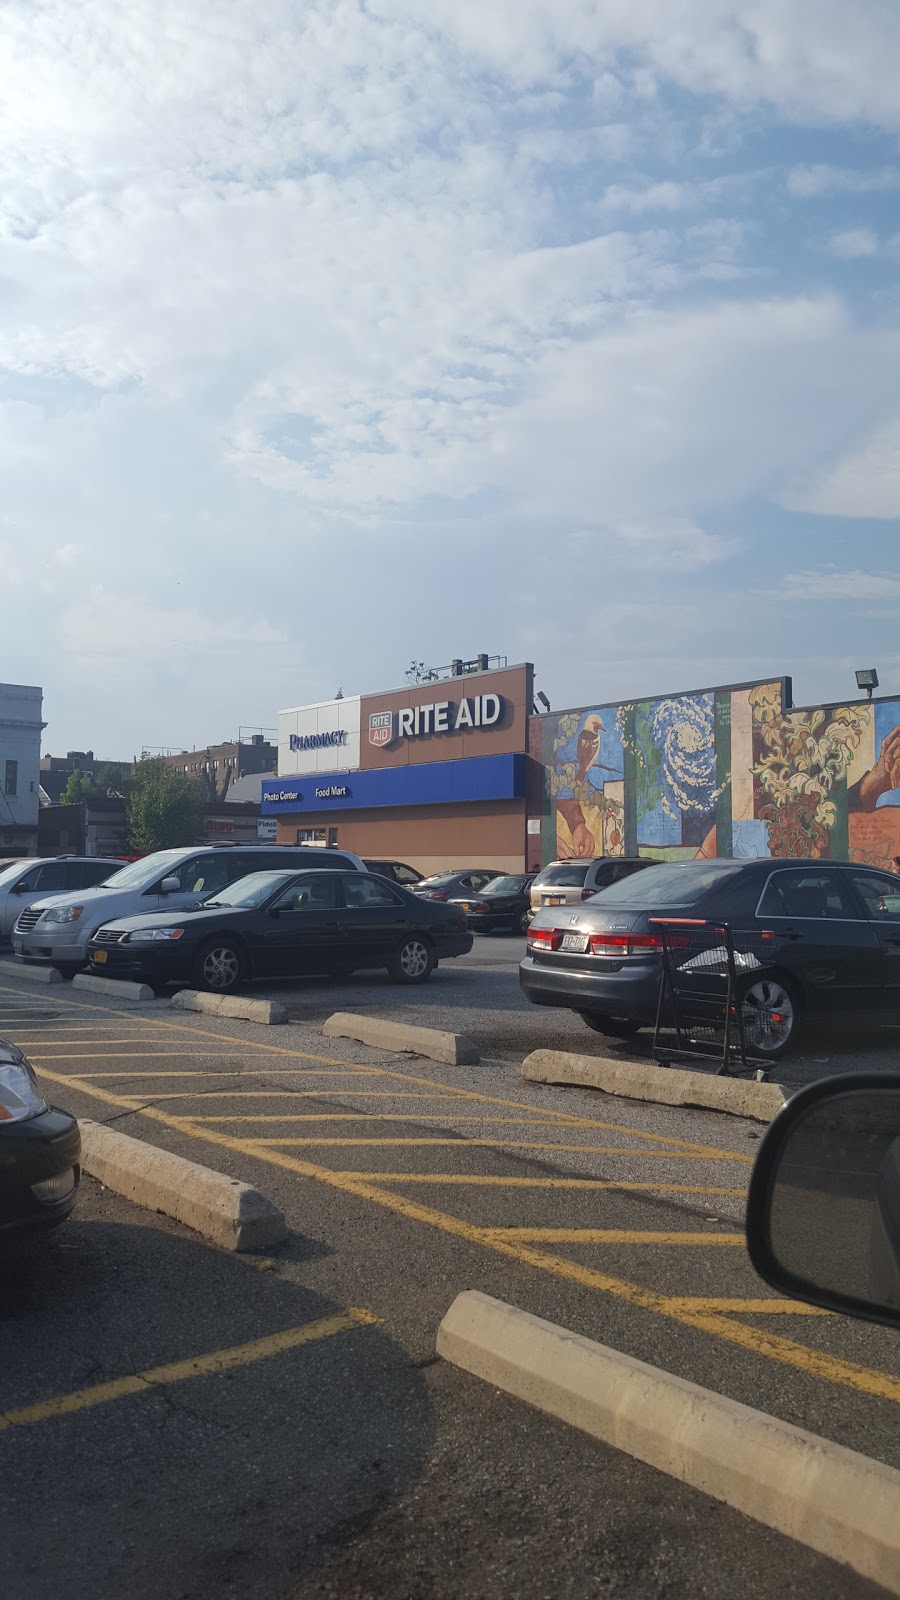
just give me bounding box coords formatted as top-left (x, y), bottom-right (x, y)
top-left (411, 868), bottom-right (503, 901)
top-left (520, 857), bottom-right (900, 1057)
top-left (450, 873), bottom-right (535, 935)
top-left (88, 869), bottom-right (473, 992)
top-left (0, 1041), bottom-right (81, 1238)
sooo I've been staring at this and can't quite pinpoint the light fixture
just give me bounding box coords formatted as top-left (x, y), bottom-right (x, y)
top-left (536, 691), bottom-right (551, 712)
top-left (855, 668), bottom-right (879, 701)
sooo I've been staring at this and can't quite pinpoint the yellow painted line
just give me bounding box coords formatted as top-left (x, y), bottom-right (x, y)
top-left (665, 1297), bottom-right (831, 1316)
top-left (193, 1114), bottom-right (641, 1125)
top-left (0, 1308), bottom-right (378, 1432)
top-left (29, 1052), bottom-right (250, 1062)
top-left (34, 1069), bottom-right (900, 1406)
top-left (484, 1229), bottom-right (746, 1245)
top-left (12, 986), bottom-right (746, 1160)
top-left (71, 1070), bottom-right (374, 1079)
top-left (242, 1137), bottom-right (744, 1157)
top-left (333, 1173), bottom-right (748, 1193)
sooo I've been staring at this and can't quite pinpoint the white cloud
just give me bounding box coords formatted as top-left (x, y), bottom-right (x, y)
top-left (828, 228), bottom-right (878, 259)
top-left (788, 414), bottom-right (900, 519)
top-left (782, 569), bottom-right (900, 601)
top-left (787, 164), bottom-right (900, 198)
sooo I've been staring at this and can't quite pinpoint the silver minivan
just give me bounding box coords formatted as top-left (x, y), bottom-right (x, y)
top-left (12, 844), bottom-right (366, 973)
top-left (0, 856), bottom-right (117, 938)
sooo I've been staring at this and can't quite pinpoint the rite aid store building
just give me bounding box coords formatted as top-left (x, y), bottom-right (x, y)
top-left (262, 664), bottom-right (535, 874)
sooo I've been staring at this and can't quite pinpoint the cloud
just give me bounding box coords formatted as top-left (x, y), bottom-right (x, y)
top-left (828, 229), bottom-right (878, 259)
top-left (782, 569), bottom-right (900, 601)
top-left (788, 414), bottom-right (900, 519)
top-left (786, 164), bottom-right (900, 198)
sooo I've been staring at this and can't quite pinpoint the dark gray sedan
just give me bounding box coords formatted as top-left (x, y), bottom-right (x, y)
top-left (519, 857), bottom-right (900, 1057)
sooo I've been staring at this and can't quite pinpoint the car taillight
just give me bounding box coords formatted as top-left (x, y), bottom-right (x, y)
top-left (588, 932), bottom-right (663, 955)
top-left (581, 887), bottom-right (596, 900)
top-left (473, 902), bottom-right (490, 914)
top-left (527, 927), bottom-right (563, 951)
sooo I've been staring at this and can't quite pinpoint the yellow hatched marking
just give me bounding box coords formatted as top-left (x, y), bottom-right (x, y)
top-left (33, 1068), bottom-right (900, 1406)
top-left (241, 1137), bottom-right (745, 1157)
top-left (333, 1172), bottom-right (747, 1193)
top-left (484, 1229), bottom-right (746, 1246)
top-left (0, 1309), bottom-right (378, 1431)
top-left (194, 1114), bottom-right (646, 1125)
top-left (665, 1297), bottom-right (831, 1316)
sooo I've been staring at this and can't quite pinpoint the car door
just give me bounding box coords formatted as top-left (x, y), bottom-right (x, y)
top-left (255, 873), bottom-right (345, 976)
top-left (339, 873), bottom-right (411, 967)
top-left (845, 869), bottom-right (900, 1005)
top-left (144, 853), bottom-right (232, 912)
top-left (1, 859), bottom-right (73, 934)
top-left (755, 867), bottom-right (883, 1006)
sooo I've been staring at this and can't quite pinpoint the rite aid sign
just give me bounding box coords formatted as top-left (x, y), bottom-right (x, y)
top-left (369, 694), bottom-right (504, 747)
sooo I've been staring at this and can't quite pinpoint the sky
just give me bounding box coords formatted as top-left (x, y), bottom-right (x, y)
top-left (2, 0), bottom-right (899, 758)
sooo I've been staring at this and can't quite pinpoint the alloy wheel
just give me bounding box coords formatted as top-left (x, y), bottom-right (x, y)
top-left (201, 945), bottom-right (241, 991)
top-left (740, 978), bottom-right (794, 1053)
top-left (399, 939), bottom-right (430, 978)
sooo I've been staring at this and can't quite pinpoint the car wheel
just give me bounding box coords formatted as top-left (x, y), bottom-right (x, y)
top-left (516, 908), bottom-right (530, 935)
top-left (737, 973), bottom-right (800, 1059)
top-left (578, 1011), bottom-right (642, 1039)
top-left (193, 939), bottom-right (246, 994)
top-left (388, 937), bottom-right (434, 984)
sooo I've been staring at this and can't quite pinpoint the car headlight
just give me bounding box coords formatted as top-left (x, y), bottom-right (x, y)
top-left (124, 928), bottom-right (185, 943)
top-left (44, 906), bottom-right (84, 924)
top-left (0, 1056), bottom-right (47, 1124)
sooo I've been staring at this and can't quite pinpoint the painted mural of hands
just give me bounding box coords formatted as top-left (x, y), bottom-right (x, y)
top-left (859, 726), bottom-right (900, 811)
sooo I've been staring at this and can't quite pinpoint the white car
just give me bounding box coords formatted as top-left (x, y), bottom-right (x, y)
top-left (0, 857), bottom-right (116, 939)
top-left (12, 843), bottom-right (366, 974)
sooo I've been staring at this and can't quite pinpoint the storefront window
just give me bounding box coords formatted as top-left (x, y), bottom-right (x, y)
top-left (297, 828), bottom-right (327, 846)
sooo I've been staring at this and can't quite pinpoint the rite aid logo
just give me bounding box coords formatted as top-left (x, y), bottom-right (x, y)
top-left (369, 710), bottom-right (394, 747)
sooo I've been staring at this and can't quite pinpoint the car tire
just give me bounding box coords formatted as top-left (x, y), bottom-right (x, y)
top-left (516, 908), bottom-right (530, 935)
top-left (192, 938), bottom-right (246, 994)
top-left (578, 1011), bottom-right (642, 1039)
top-left (52, 963), bottom-right (83, 981)
top-left (388, 937), bottom-right (434, 984)
top-left (736, 972), bottom-right (801, 1059)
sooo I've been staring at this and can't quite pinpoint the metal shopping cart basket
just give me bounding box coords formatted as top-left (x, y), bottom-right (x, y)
top-left (651, 918), bottom-right (780, 1079)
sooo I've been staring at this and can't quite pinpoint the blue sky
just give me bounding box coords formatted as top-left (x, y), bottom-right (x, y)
top-left (1, 0), bottom-right (899, 755)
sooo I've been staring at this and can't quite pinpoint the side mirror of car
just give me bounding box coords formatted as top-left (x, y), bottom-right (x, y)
top-left (159, 876), bottom-right (181, 894)
top-left (10, 882), bottom-right (28, 893)
top-left (746, 1073), bottom-right (900, 1330)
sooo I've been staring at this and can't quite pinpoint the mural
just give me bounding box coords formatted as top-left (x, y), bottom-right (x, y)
top-left (541, 679), bottom-right (900, 867)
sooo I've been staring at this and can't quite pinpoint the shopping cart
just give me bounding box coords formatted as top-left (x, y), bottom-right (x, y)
top-left (651, 918), bottom-right (780, 1078)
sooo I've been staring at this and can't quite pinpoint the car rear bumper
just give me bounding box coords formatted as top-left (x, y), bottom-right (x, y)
top-left (518, 954), bottom-right (661, 1020)
top-left (0, 1107), bottom-right (81, 1236)
top-left (434, 933), bottom-right (474, 959)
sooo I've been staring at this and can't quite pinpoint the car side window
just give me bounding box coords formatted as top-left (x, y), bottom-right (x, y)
top-left (13, 865), bottom-right (45, 892)
top-left (342, 875), bottom-right (404, 908)
top-left (758, 870), bottom-right (857, 920)
top-left (76, 862), bottom-right (113, 887)
top-left (34, 861), bottom-right (71, 891)
top-left (158, 855), bottom-right (226, 894)
top-left (271, 876), bottom-right (338, 912)
top-left (470, 873), bottom-right (495, 890)
top-left (395, 865), bottom-right (420, 886)
top-left (847, 871), bottom-right (900, 922)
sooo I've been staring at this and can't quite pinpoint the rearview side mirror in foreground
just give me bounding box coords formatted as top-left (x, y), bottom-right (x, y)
top-left (746, 1073), bottom-right (900, 1330)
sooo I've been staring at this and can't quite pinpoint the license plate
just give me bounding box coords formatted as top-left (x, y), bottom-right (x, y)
top-left (561, 932), bottom-right (589, 952)
top-left (459, 902), bottom-right (473, 911)
top-left (92, 949), bottom-right (108, 965)
top-left (543, 895), bottom-right (566, 905)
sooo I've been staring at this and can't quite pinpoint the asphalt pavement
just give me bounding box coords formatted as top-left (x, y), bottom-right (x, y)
top-left (0, 956), bottom-right (898, 1599)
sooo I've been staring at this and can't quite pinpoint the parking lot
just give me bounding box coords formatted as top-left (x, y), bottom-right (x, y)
top-left (2, 957), bottom-right (899, 1599)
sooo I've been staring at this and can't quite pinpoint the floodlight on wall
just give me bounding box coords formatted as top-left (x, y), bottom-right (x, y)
top-left (855, 668), bottom-right (879, 700)
top-left (536, 691), bottom-right (551, 712)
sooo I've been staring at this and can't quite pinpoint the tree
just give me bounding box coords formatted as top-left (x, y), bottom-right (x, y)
top-left (59, 769), bottom-right (97, 806)
top-left (125, 758), bottom-right (202, 854)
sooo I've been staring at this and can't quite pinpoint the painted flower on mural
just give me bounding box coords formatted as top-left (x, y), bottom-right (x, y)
top-left (748, 683), bottom-right (782, 725)
top-left (548, 758), bottom-right (622, 819)
top-left (552, 715), bottom-right (580, 754)
top-left (752, 704), bottom-right (868, 854)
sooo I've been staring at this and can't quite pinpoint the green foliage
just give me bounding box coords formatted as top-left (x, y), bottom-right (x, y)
top-left (125, 758), bottom-right (202, 854)
top-left (59, 769), bottom-right (97, 806)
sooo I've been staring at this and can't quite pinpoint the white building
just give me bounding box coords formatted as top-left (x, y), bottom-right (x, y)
top-left (0, 683), bottom-right (45, 856)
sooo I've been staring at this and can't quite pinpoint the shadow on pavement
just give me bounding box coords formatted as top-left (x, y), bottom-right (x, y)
top-left (0, 1186), bottom-right (433, 1600)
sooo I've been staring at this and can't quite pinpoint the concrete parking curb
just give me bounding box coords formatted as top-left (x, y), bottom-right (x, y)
top-left (79, 1119), bottom-right (288, 1252)
top-left (169, 990), bottom-right (288, 1025)
top-left (323, 1011), bottom-right (479, 1066)
top-left (522, 1048), bottom-right (785, 1123)
top-left (73, 973), bottom-right (156, 1002)
top-left (0, 961), bottom-right (63, 985)
top-left (437, 1291), bottom-right (900, 1594)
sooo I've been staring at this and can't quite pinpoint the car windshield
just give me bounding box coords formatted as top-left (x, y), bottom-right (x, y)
top-left (483, 875), bottom-right (528, 895)
top-left (535, 863), bottom-right (590, 887)
top-left (0, 861), bottom-right (28, 888)
top-left (588, 862), bottom-right (742, 907)
top-left (205, 872), bottom-right (298, 909)
top-left (96, 850), bottom-right (190, 889)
